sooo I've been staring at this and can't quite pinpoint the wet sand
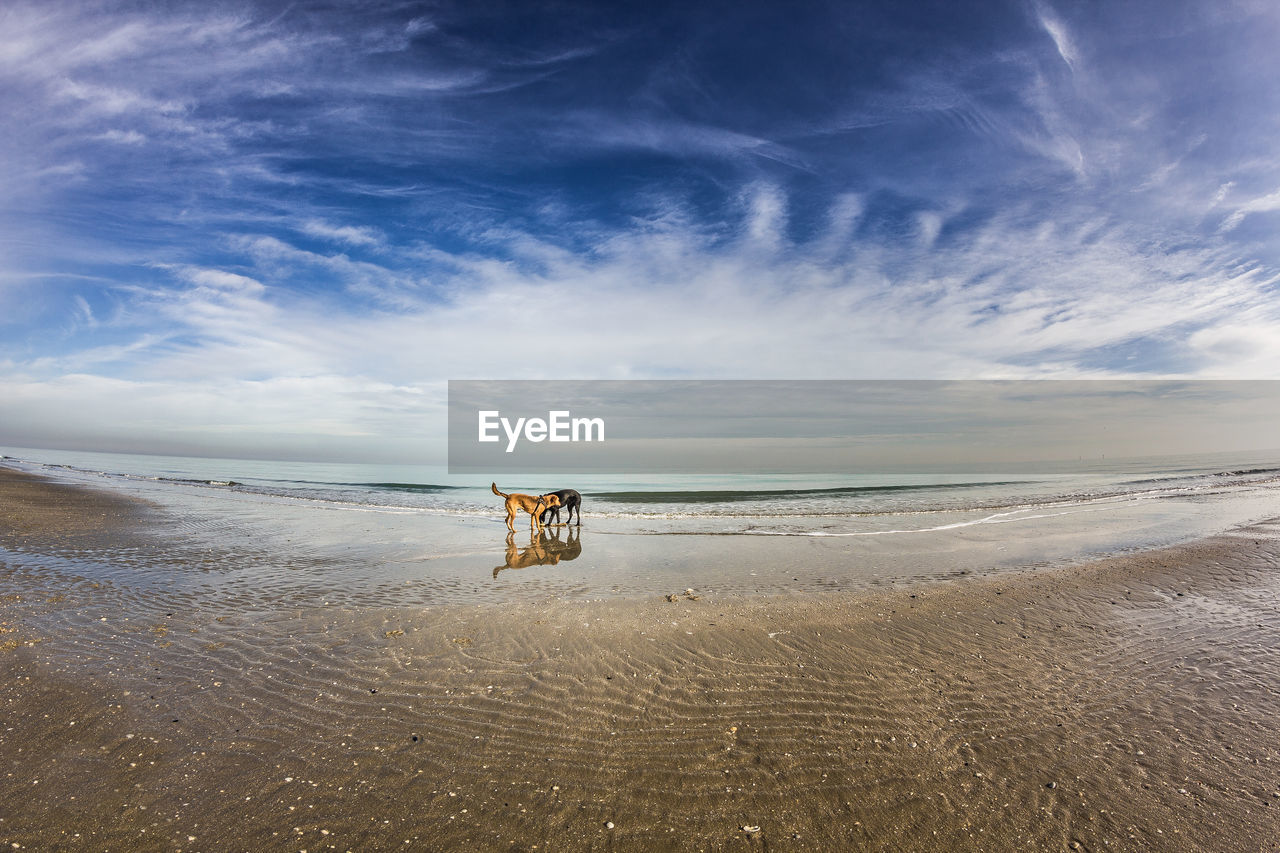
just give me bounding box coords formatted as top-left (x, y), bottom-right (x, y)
top-left (3, 467), bottom-right (1280, 851)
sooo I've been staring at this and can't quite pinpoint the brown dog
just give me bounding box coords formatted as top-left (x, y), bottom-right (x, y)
top-left (492, 483), bottom-right (561, 532)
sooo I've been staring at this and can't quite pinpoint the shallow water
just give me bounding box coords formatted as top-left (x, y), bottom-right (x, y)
top-left (5, 447), bottom-right (1280, 607)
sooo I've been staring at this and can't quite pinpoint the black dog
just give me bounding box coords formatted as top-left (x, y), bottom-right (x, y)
top-left (538, 488), bottom-right (582, 526)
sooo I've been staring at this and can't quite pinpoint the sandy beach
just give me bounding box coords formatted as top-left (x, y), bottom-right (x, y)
top-left (3, 466), bottom-right (1280, 851)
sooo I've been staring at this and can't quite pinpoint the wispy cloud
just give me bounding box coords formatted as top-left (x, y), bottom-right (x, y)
top-left (1034, 1), bottom-right (1080, 73)
top-left (299, 220), bottom-right (386, 249)
top-left (1218, 186), bottom-right (1280, 233)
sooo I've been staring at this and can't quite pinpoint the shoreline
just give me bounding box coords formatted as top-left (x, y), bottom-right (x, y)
top-left (9, 457), bottom-right (1280, 609)
top-left (4, 468), bottom-right (1280, 850)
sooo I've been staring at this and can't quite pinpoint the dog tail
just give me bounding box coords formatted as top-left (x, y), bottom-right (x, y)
top-left (491, 482), bottom-right (508, 498)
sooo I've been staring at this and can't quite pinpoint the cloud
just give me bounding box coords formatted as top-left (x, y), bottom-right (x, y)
top-left (555, 113), bottom-right (811, 170)
top-left (1034, 1), bottom-right (1080, 73)
top-left (1218, 186), bottom-right (1280, 233)
top-left (299, 219), bottom-right (385, 248)
top-left (1188, 321), bottom-right (1280, 376)
top-left (51, 195), bottom-right (1280, 385)
top-left (56, 78), bottom-right (186, 117)
top-left (915, 211), bottom-right (943, 247)
top-left (172, 267), bottom-right (266, 295)
top-left (95, 128), bottom-right (147, 145)
top-left (71, 295), bottom-right (96, 328)
top-left (742, 184), bottom-right (787, 249)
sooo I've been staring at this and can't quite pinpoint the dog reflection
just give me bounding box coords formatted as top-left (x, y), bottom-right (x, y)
top-left (493, 527), bottom-right (582, 578)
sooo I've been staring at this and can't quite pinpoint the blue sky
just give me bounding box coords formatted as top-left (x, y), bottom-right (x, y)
top-left (2, 0), bottom-right (1279, 461)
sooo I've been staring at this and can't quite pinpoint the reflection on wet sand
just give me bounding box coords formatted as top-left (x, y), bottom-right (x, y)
top-left (494, 527), bottom-right (582, 577)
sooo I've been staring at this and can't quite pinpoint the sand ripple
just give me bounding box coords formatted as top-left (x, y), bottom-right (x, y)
top-left (5, 469), bottom-right (1280, 850)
